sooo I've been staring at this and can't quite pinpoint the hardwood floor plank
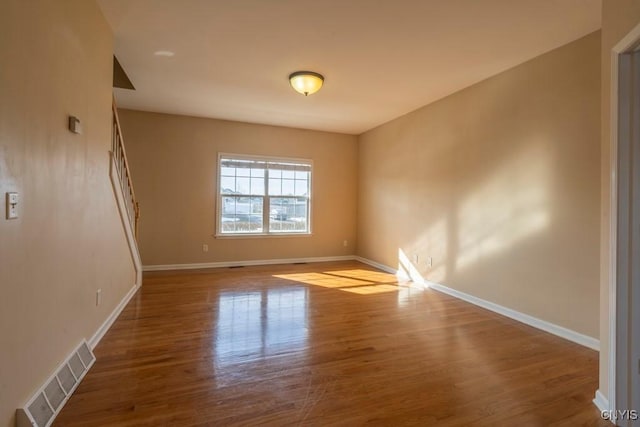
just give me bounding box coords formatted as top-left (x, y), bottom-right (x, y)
top-left (54, 261), bottom-right (607, 426)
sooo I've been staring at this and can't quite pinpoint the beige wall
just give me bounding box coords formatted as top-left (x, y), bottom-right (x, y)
top-left (0, 2), bottom-right (136, 426)
top-left (0, 5), bottom-right (609, 426)
top-left (117, 110), bottom-right (358, 266)
top-left (357, 32), bottom-right (601, 338)
top-left (599, 0), bottom-right (640, 402)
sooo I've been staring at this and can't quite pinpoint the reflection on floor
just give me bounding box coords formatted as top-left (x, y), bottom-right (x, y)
top-left (54, 261), bottom-right (607, 426)
top-left (216, 287), bottom-right (308, 367)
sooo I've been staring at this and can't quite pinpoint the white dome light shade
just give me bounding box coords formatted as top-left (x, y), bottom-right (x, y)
top-left (289, 71), bottom-right (324, 96)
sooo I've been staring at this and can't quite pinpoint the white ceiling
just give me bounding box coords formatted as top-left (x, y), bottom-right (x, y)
top-left (98, 0), bottom-right (601, 135)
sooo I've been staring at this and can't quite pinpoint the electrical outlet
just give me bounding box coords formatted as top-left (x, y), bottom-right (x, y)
top-left (413, 254), bottom-right (419, 263)
top-left (203, 244), bottom-right (209, 252)
top-left (96, 289), bottom-right (102, 307)
top-left (428, 257), bottom-right (433, 267)
top-left (343, 240), bottom-right (348, 247)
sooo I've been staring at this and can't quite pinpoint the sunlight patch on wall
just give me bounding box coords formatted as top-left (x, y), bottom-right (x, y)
top-left (455, 143), bottom-right (551, 272)
top-left (407, 217), bottom-right (449, 283)
top-left (398, 248), bottom-right (426, 284)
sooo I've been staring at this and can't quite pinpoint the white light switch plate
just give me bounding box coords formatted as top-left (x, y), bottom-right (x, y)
top-left (6, 192), bottom-right (18, 219)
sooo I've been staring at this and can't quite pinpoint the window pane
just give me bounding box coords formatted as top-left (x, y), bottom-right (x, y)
top-left (269, 197), bottom-right (308, 233)
top-left (237, 177), bottom-right (250, 194)
top-left (295, 171), bottom-right (308, 180)
top-left (269, 169), bottom-right (282, 179)
top-left (220, 176), bottom-right (236, 193)
top-left (237, 167), bottom-right (251, 177)
top-left (282, 170), bottom-right (295, 179)
top-left (221, 167), bottom-right (236, 176)
top-left (251, 178), bottom-right (265, 195)
top-left (221, 197), bottom-right (238, 233)
top-left (269, 178), bottom-right (282, 196)
top-left (282, 179), bottom-right (294, 196)
top-left (251, 168), bottom-right (265, 178)
top-left (294, 179), bottom-right (308, 196)
top-left (221, 196), bottom-right (263, 233)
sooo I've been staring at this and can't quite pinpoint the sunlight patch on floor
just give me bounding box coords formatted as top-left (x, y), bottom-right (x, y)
top-left (274, 269), bottom-right (410, 295)
top-left (323, 269), bottom-right (398, 284)
top-left (340, 284), bottom-right (400, 295)
top-left (273, 272), bottom-right (373, 288)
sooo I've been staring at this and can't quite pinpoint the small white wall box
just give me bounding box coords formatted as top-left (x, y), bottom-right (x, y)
top-left (68, 116), bottom-right (81, 134)
top-left (6, 192), bottom-right (18, 219)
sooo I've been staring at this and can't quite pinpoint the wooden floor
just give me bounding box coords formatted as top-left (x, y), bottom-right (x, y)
top-left (55, 261), bottom-right (606, 426)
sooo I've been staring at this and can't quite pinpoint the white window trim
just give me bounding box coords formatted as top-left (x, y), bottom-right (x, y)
top-left (215, 152), bottom-right (313, 238)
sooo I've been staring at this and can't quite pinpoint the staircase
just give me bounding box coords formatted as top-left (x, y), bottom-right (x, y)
top-left (109, 97), bottom-right (142, 288)
top-left (111, 97), bottom-right (140, 238)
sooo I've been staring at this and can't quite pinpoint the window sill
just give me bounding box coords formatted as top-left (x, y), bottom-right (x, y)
top-left (214, 232), bottom-right (313, 239)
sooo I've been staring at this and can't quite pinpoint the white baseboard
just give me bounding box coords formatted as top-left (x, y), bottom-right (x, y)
top-left (426, 281), bottom-right (600, 351)
top-left (143, 255), bottom-right (356, 272)
top-left (354, 256), bottom-right (600, 351)
top-left (89, 283), bottom-right (138, 349)
top-left (593, 389), bottom-right (610, 414)
top-left (353, 256), bottom-right (399, 275)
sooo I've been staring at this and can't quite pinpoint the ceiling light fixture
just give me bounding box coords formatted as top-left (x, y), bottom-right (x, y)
top-left (154, 50), bottom-right (175, 57)
top-left (289, 71), bottom-right (324, 96)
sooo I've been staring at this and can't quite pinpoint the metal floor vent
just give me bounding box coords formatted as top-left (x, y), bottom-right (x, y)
top-left (16, 340), bottom-right (95, 427)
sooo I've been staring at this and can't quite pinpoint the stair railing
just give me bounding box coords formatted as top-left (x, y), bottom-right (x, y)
top-left (111, 97), bottom-right (140, 238)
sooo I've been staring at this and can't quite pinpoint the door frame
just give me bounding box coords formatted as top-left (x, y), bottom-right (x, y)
top-left (607, 21), bottom-right (640, 422)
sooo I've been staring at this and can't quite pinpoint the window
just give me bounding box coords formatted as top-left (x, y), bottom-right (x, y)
top-left (217, 154), bottom-right (312, 236)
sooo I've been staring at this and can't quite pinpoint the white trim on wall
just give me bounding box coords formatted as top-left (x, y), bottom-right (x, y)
top-left (353, 256), bottom-right (399, 275)
top-left (603, 21), bottom-right (640, 415)
top-left (143, 255), bottom-right (355, 271)
top-left (425, 281), bottom-right (600, 351)
top-left (355, 256), bottom-right (600, 351)
top-left (89, 284), bottom-right (138, 349)
top-left (607, 32), bottom-right (621, 418)
top-left (593, 389), bottom-right (611, 415)
top-left (93, 153), bottom-right (144, 351)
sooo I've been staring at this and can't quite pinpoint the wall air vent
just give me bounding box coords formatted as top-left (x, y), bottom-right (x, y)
top-left (16, 340), bottom-right (95, 427)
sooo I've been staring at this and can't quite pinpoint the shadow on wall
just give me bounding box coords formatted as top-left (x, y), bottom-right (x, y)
top-left (399, 139), bottom-right (551, 285)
